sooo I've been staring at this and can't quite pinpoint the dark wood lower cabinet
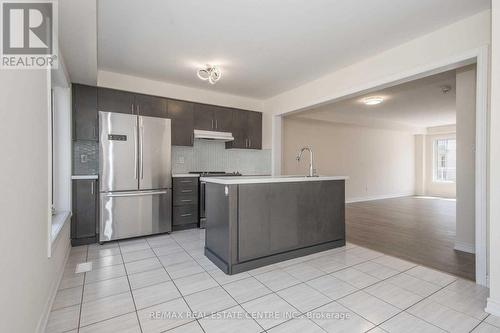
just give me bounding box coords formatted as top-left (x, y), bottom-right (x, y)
top-left (172, 177), bottom-right (199, 230)
top-left (71, 179), bottom-right (98, 245)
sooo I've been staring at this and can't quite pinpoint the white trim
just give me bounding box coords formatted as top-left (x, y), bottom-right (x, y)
top-left (454, 240), bottom-right (476, 254)
top-left (273, 45), bottom-right (489, 286)
top-left (36, 235), bottom-right (71, 333)
top-left (474, 45), bottom-right (489, 287)
top-left (51, 211), bottom-right (71, 245)
top-left (486, 298), bottom-right (500, 318)
top-left (47, 67), bottom-right (53, 258)
top-left (346, 193), bottom-right (415, 204)
top-left (271, 115), bottom-right (282, 176)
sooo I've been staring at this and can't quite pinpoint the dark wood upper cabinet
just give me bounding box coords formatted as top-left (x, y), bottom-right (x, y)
top-left (226, 109), bottom-right (262, 149)
top-left (193, 104), bottom-right (215, 131)
top-left (135, 94), bottom-right (168, 118)
top-left (246, 111), bottom-right (262, 149)
top-left (168, 100), bottom-right (194, 146)
top-left (97, 87), bottom-right (135, 114)
top-left (213, 107), bottom-right (233, 132)
top-left (91, 85), bottom-right (262, 149)
top-left (193, 104), bottom-right (233, 132)
top-left (73, 84), bottom-right (98, 141)
top-left (227, 109), bottom-right (248, 149)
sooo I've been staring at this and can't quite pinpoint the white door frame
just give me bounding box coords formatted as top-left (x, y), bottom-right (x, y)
top-left (272, 45), bottom-right (489, 286)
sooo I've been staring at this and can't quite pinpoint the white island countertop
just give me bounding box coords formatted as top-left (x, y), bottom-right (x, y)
top-left (200, 175), bottom-right (349, 185)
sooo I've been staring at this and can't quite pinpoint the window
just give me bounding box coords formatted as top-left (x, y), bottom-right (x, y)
top-left (434, 139), bottom-right (456, 182)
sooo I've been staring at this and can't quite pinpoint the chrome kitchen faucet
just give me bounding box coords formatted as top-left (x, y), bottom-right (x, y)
top-left (296, 146), bottom-right (317, 177)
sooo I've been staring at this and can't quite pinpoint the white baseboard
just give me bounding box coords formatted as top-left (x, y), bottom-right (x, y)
top-left (35, 236), bottom-right (72, 333)
top-left (346, 192), bottom-right (414, 204)
top-left (454, 241), bottom-right (475, 254)
top-left (486, 297), bottom-right (500, 317)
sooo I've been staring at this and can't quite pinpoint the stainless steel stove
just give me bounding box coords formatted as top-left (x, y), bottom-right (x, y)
top-left (189, 171), bottom-right (242, 228)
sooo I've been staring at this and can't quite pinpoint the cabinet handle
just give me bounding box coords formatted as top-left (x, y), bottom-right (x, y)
top-left (211, 119), bottom-right (214, 129)
top-left (90, 182), bottom-right (94, 195)
top-left (131, 103), bottom-right (134, 114)
top-left (215, 119), bottom-right (218, 129)
top-left (181, 199), bottom-right (192, 202)
top-left (137, 105), bottom-right (140, 114)
top-left (181, 190), bottom-right (193, 193)
top-left (181, 213), bottom-right (192, 217)
top-left (249, 139), bottom-right (251, 148)
top-left (180, 180), bottom-right (193, 183)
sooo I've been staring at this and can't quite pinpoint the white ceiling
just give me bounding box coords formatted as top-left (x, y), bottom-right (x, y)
top-left (59, 0), bottom-right (97, 85)
top-left (289, 69), bottom-right (458, 132)
top-left (94, 0), bottom-right (489, 99)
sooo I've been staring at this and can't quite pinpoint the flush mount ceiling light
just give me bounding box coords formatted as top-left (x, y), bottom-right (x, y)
top-left (441, 85), bottom-right (452, 94)
top-left (362, 96), bottom-right (384, 105)
top-left (197, 65), bottom-right (222, 85)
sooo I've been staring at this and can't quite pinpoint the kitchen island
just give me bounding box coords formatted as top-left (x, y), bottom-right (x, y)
top-left (202, 175), bottom-right (348, 274)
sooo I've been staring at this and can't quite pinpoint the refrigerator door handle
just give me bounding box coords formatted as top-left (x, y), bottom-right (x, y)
top-left (139, 123), bottom-right (144, 179)
top-left (134, 123), bottom-right (138, 179)
top-left (105, 190), bottom-right (168, 198)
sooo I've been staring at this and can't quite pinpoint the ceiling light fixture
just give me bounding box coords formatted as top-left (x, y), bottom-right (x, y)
top-left (441, 85), bottom-right (452, 94)
top-left (363, 96), bottom-right (384, 105)
top-left (197, 65), bottom-right (222, 84)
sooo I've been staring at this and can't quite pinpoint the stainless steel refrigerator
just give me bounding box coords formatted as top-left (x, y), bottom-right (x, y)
top-left (99, 111), bottom-right (172, 242)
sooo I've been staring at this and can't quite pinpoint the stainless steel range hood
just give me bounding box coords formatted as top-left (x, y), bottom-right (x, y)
top-left (194, 129), bottom-right (234, 142)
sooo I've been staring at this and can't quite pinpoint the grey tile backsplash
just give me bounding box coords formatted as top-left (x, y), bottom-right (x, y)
top-left (72, 139), bottom-right (271, 176)
top-left (172, 140), bottom-right (271, 175)
top-left (73, 141), bottom-right (99, 175)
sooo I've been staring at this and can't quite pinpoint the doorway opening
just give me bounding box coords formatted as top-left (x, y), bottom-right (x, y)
top-left (279, 53), bottom-right (487, 285)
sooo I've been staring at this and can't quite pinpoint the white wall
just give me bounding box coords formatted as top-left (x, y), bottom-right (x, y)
top-left (0, 70), bottom-right (71, 332)
top-left (487, 2), bottom-right (500, 317)
top-left (455, 66), bottom-right (476, 253)
top-left (97, 70), bottom-right (272, 149)
top-left (282, 118), bottom-right (415, 202)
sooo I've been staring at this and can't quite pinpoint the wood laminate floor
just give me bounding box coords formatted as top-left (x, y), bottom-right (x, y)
top-left (346, 196), bottom-right (475, 281)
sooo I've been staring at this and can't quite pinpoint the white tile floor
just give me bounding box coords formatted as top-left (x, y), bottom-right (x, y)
top-left (46, 229), bottom-right (499, 333)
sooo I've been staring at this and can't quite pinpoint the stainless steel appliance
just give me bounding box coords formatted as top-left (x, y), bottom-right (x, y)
top-left (190, 171), bottom-right (241, 228)
top-left (99, 111), bottom-right (172, 242)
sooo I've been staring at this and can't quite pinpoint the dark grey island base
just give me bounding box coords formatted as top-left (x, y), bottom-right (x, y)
top-left (203, 176), bottom-right (347, 275)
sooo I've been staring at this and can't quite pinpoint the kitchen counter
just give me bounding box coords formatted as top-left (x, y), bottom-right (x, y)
top-left (172, 174), bottom-right (200, 178)
top-left (72, 175), bottom-right (98, 180)
top-left (200, 175), bottom-right (348, 185)
top-left (204, 177), bottom-right (346, 274)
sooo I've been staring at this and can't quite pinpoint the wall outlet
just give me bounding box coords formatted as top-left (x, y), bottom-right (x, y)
top-left (80, 154), bottom-right (88, 163)
top-left (177, 156), bottom-right (185, 164)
